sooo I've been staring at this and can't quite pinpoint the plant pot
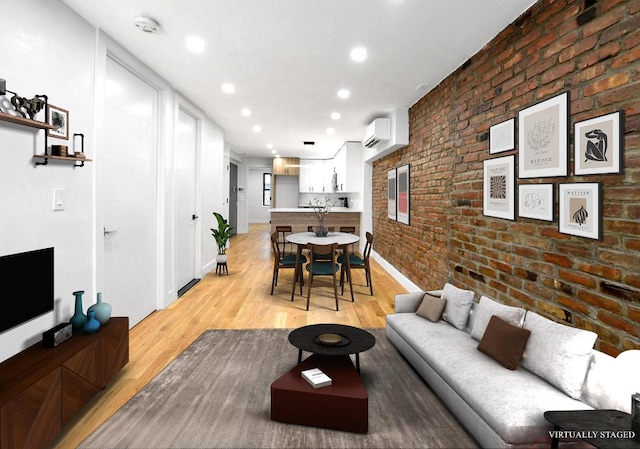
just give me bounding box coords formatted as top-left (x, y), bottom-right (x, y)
top-left (216, 253), bottom-right (228, 264)
top-left (315, 223), bottom-right (328, 237)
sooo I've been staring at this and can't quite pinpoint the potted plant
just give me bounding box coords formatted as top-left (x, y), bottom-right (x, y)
top-left (211, 212), bottom-right (233, 263)
top-left (308, 197), bottom-right (335, 237)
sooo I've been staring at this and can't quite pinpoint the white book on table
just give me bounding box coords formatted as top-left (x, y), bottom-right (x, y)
top-left (301, 368), bottom-right (332, 388)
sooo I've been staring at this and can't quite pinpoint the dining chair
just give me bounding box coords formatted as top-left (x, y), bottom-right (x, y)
top-left (307, 226), bottom-right (335, 260)
top-left (270, 232), bottom-right (306, 295)
top-left (275, 225), bottom-right (294, 256)
top-left (339, 226), bottom-right (356, 254)
top-left (339, 231), bottom-right (374, 296)
top-left (305, 242), bottom-right (340, 311)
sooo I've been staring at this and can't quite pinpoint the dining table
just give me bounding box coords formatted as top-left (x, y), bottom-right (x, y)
top-left (285, 231), bottom-right (360, 303)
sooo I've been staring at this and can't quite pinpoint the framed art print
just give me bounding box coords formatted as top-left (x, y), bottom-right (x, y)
top-left (47, 104), bottom-right (69, 140)
top-left (490, 118), bottom-right (515, 154)
top-left (559, 182), bottom-right (602, 240)
top-left (518, 91), bottom-right (568, 178)
top-left (397, 164), bottom-right (410, 225)
top-left (574, 111), bottom-right (623, 175)
top-left (518, 184), bottom-right (554, 221)
top-left (483, 155), bottom-right (515, 220)
top-left (387, 168), bottom-right (397, 220)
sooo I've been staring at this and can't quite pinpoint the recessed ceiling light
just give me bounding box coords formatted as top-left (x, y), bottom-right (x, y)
top-left (275, 154), bottom-right (281, 159)
top-left (252, 125), bottom-right (262, 133)
top-left (133, 16), bottom-right (160, 33)
top-left (326, 127), bottom-right (335, 135)
top-left (331, 112), bottom-right (341, 120)
top-left (350, 47), bottom-right (367, 62)
top-left (337, 89), bottom-right (350, 99)
top-left (241, 108), bottom-right (251, 116)
top-left (271, 149), bottom-right (277, 154)
top-left (185, 36), bottom-right (206, 53)
top-left (266, 143), bottom-right (273, 149)
top-left (221, 83), bottom-right (235, 94)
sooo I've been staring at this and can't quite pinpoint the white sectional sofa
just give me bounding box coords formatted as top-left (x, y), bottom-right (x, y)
top-left (385, 285), bottom-right (640, 449)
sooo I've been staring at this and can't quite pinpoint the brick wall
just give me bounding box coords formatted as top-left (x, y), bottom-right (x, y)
top-left (373, 0), bottom-right (640, 355)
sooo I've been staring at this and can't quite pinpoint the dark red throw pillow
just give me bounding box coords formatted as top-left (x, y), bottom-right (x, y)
top-left (477, 315), bottom-right (531, 370)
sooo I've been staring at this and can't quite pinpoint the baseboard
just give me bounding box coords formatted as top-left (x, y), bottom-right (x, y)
top-left (371, 250), bottom-right (422, 293)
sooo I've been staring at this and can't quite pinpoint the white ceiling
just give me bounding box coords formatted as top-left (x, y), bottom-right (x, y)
top-left (61, 0), bottom-right (537, 159)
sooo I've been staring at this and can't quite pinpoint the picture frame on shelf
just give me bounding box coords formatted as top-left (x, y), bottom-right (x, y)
top-left (574, 111), bottom-right (623, 175)
top-left (559, 182), bottom-right (602, 240)
top-left (397, 164), bottom-right (410, 225)
top-left (518, 91), bottom-right (568, 178)
top-left (483, 155), bottom-right (515, 220)
top-left (47, 104), bottom-right (69, 140)
top-left (518, 183), bottom-right (554, 221)
top-left (490, 118), bottom-right (515, 154)
top-left (387, 168), bottom-right (397, 220)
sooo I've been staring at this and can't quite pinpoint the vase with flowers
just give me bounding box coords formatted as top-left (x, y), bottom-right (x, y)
top-left (308, 197), bottom-right (335, 237)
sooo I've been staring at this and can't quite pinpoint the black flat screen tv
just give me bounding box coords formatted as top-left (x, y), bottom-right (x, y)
top-left (0, 247), bottom-right (54, 333)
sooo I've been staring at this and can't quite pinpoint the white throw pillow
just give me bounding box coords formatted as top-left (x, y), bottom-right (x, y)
top-left (441, 283), bottom-right (475, 330)
top-left (470, 295), bottom-right (526, 341)
top-left (521, 312), bottom-right (597, 399)
top-left (582, 350), bottom-right (640, 413)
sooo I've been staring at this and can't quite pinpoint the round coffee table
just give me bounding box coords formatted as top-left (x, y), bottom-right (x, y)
top-left (288, 324), bottom-right (376, 374)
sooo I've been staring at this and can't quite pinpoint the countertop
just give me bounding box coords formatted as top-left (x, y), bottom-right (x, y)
top-left (270, 207), bottom-right (361, 213)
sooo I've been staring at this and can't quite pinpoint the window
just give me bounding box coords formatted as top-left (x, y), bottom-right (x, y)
top-left (263, 173), bottom-right (271, 206)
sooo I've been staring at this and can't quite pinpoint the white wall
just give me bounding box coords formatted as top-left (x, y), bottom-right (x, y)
top-left (247, 168), bottom-right (271, 223)
top-left (0, 0), bottom-right (226, 363)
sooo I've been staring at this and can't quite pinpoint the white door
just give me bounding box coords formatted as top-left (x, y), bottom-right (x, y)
top-left (175, 108), bottom-right (198, 293)
top-left (102, 57), bottom-right (158, 327)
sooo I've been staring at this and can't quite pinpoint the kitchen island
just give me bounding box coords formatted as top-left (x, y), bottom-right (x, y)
top-left (270, 208), bottom-right (361, 235)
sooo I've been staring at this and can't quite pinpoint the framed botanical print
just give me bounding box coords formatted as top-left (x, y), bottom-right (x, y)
top-left (490, 118), bottom-right (515, 154)
top-left (397, 164), bottom-right (410, 225)
top-left (518, 91), bottom-right (568, 178)
top-left (518, 183), bottom-right (554, 221)
top-left (574, 111), bottom-right (623, 175)
top-left (483, 155), bottom-right (515, 220)
top-left (559, 182), bottom-right (602, 240)
top-left (387, 168), bottom-right (396, 220)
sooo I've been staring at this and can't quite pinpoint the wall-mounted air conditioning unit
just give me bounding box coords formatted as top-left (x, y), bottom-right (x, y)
top-left (362, 118), bottom-right (391, 148)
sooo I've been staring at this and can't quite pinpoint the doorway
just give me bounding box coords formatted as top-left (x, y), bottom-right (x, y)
top-left (228, 162), bottom-right (238, 236)
top-left (101, 56), bottom-right (158, 327)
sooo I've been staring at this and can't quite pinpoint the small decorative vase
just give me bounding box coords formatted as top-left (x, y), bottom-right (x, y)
top-left (83, 310), bottom-right (101, 334)
top-left (69, 290), bottom-right (87, 331)
top-left (88, 292), bottom-right (112, 326)
top-left (315, 221), bottom-right (328, 237)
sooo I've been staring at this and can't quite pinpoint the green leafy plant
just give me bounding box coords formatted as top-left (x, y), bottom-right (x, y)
top-left (210, 212), bottom-right (233, 254)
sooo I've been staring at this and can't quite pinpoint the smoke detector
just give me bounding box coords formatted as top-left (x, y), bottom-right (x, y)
top-left (134, 16), bottom-right (160, 33)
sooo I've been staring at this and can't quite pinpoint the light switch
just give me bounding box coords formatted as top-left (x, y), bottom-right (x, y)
top-left (53, 189), bottom-right (65, 210)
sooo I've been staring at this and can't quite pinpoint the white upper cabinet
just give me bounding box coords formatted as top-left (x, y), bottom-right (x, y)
top-left (333, 142), bottom-right (362, 193)
top-left (299, 159), bottom-right (329, 193)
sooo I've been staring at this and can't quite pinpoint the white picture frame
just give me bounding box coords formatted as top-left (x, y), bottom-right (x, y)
top-left (490, 118), bottom-right (515, 154)
top-left (483, 155), bottom-right (515, 220)
top-left (518, 184), bottom-right (554, 221)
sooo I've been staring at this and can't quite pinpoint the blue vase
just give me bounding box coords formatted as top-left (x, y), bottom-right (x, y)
top-left (69, 290), bottom-right (87, 331)
top-left (83, 310), bottom-right (101, 334)
top-left (87, 292), bottom-right (112, 325)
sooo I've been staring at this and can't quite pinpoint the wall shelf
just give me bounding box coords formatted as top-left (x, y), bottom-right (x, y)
top-left (0, 112), bottom-right (57, 130)
top-left (32, 154), bottom-right (92, 168)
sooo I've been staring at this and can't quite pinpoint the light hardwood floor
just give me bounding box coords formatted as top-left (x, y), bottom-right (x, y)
top-left (50, 224), bottom-right (407, 448)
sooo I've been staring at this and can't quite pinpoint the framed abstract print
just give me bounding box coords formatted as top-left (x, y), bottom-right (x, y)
top-left (559, 182), bottom-right (602, 240)
top-left (483, 155), bottom-right (515, 220)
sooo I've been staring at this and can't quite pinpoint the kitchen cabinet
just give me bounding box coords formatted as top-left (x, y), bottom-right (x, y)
top-left (272, 157), bottom-right (300, 175)
top-left (299, 159), bottom-right (330, 193)
top-left (333, 142), bottom-right (362, 192)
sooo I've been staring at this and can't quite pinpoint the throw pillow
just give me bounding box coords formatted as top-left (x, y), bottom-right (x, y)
top-left (416, 293), bottom-right (446, 322)
top-left (521, 312), bottom-right (597, 399)
top-left (470, 295), bottom-right (526, 341)
top-left (441, 283), bottom-right (475, 330)
top-left (477, 315), bottom-right (531, 370)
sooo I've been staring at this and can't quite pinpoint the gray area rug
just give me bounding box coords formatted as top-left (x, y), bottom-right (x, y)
top-left (79, 328), bottom-right (478, 449)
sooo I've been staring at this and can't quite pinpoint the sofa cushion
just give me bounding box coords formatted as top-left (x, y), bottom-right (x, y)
top-left (470, 295), bottom-right (526, 341)
top-left (416, 293), bottom-right (446, 322)
top-left (386, 313), bottom-right (592, 445)
top-left (582, 349), bottom-right (640, 413)
top-left (441, 283), bottom-right (474, 330)
top-left (521, 312), bottom-right (597, 400)
top-left (477, 315), bottom-right (530, 370)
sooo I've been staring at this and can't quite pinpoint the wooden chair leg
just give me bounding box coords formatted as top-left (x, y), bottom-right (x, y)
top-left (367, 268), bottom-right (373, 295)
top-left (271, 268), bottom-right (276, 295)
top-left (306, 270), bottom-right (312, 311)
top-left (332, 270), bottom-right (339, 311)
top-left (298, 267), bottom-right (303, 295)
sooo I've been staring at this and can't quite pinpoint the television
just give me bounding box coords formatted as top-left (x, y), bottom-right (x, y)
top-left (0, 247), bottom-right (54, 333)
